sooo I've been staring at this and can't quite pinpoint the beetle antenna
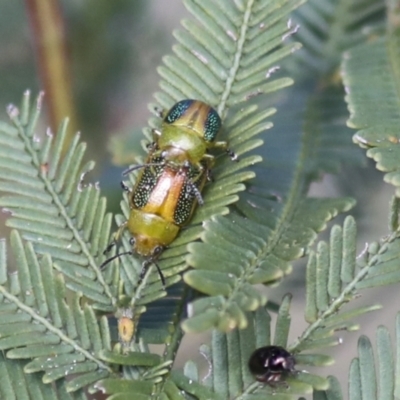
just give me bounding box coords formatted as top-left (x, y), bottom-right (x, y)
top-left (154, 261), bottom-right (166, 287)
top-left (103, 241), bottom-right (116, 255)
top-left (122, 163), bottom-right (164, 176)
top-left (100, 251), bottom-right (132, 270)
top-left (140, 259), bottom-right (166, 287)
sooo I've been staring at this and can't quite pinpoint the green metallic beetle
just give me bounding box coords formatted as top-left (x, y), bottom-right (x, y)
top-left (102, 153), bottom-right (208, 285)
top-left (103, 99), bottom-right (233, 284)
top-left (152, 99), bottom-right (236, 173)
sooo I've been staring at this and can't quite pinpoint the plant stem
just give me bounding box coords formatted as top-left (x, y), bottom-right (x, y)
top-left (25, 0), bottom-right (78, 146)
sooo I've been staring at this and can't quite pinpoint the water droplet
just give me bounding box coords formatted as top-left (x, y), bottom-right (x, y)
top-left (192, 50), bottom-right (208, 64)
top-left (282, 20), bottom-right (299, 40)
top-left (226, 30), bottom-right (237, 41)
top-left (7, 104), bottom-right (19, 118)
top-left (266, 66), bottom-right (280, 78)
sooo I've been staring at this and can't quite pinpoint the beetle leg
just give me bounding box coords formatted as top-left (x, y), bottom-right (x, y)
top-left (189, 183), bottom-right (204, 205)
top-left (151, 128), bottom-right (162, 141)
top-left (180, 161), bottom-right (207, 204)
top-left (120, 181), bottom-right (131, 192)
top-left (206, 169), bottom-right (214, 182)
top-left (212, 141), bottom-right (238, 162)
top-left (153, 105), bottom-right (164, 118)
top-left (146, 141), bottom-right (158, 152)
top-left (120, 181), bottom-right (134, 208)
top-left (139, 262), bottom-right (165, 287)
top-left (202, 153), bottom-right (215, 168)
top-left (226, 147), bottom-right (238, 161)
top-left (184, 160), bottom-right (205, 185)
top-left (104, 221), bottom-right (128, 254)
top-left (212, 140), bottom-right (228, 149)
top-left (184, 173), bottom-right (204, 205)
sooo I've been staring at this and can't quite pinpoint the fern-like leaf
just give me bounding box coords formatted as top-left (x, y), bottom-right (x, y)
top-left (288, 214), bottom-right (400, 355)
top-left (0, 352), bottom-right (88, 400)
top-left (155, 0), bottom-right (303, 112)
top-left (289, 0), bottom-right (386, 76)
top-left (0, 231), bottom-right (111, 392)
top-left (173, 305), bottom-right (329, 399)
top-left (311, 376), bottom-right (343, 400)
top-left (181, 0), bottom-right (386, 332)
top-left (179, 208), bottom-right (400, 396)
top-left (342, 28), bottom-right (400, 195)
top-left (0, 92), bottom-right (116, 310)
top-left (183, 101), bottom-right (356, 331)
top-left (345, 320), bottom-right (400, 399)
top-left (0, 92), bottom-right (190, 342)
top-left (110, 0), bottom-right (309, 322)
top-left (0, 232), bottom-right (176, 397)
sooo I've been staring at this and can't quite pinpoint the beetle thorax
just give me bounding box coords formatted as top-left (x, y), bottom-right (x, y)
top-left (133, 234), bottom-right (163, 257)
top-left (127, 210), bottom-right (180, 256)
top-left (161, 143), bottom-right (207, 166)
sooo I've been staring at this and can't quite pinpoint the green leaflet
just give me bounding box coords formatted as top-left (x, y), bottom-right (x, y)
top-left (176, 307), bottom-right (329, 398)
top-left (342, 30), bottom-right (400, 195)
top-left (0, 232), bottom-right (112, 393)
top-left (0, 92), bottom-right (116, 310)
top-left (200, 0), bottom-right (390, 335)
top-left (312, 376), bottom-right (343, 400)
top-left (289, 0), bottom-right (386, 77)
top-left (184, 117), bottom-right (356, 332)
top-left (0, 351), bottom-right (88, 400)
top-left (341, 323), bottom-right (400, 400)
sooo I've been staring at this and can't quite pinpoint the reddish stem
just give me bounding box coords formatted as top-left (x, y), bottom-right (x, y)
top-left (25, 0), bottom-right (78, 141)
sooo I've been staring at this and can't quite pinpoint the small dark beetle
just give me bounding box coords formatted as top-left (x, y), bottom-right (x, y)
top-left (248, 345), bottom-right (296, 385)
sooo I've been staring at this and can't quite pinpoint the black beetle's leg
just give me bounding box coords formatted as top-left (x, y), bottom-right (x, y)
top-left (212, 141), bottom-right (239, 162)
top-left (153, 262), bottom-right (165, 287)
top-left (187, 181), bottom-right (204, 205)
top-left (206, 168), bottom-right (214, 182)
top-left (153, 106), bottom-right (164, 118)
top-left (181, 161), bottom-right (204, 205)
top-left (104, 221), bottom-right (127, 255)
top-left (138, 247), bottom-right (165, 287)
top-left (120, 181), bottom-right (131, 192)
top-left (146, 141), bottom-right (158, 152)
top-left (226, 147), bottom-right (238, 161)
